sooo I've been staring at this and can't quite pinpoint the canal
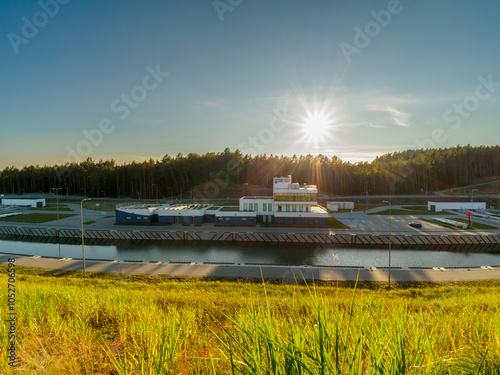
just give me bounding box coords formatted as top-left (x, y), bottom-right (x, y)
top-left (1, 237), bottom-right (500, 268)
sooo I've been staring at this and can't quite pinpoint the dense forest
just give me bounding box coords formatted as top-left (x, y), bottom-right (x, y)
top-left (1, 145), bottom-right (499, 199)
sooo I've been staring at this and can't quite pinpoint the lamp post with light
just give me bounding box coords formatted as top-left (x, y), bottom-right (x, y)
top-left (51, 187), bottom-right (62, 227)
top-left (152, 184), bottom-right (158, 204)
top-left (382, 199), bottom-right (392, 288)
top-left (81, 198), bottom-right (91, 276)
top-left (471, 189), bottom-right (478, 229)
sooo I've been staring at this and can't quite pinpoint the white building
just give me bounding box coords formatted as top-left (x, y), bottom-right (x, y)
top-left (1, 198), bottom-right (46, 208)
top-left (115, 175), bottom-right (329, 226)
top-left (239, 175), bottom-right (328, 225)
top-left (115, 203), bottom-right (169, 223)
top-left (157, 204), bottom-right (214, 224)
top-left (327, 201), bottom-right (354, 211)
top-left (427, 201), bottom-right (486, 212)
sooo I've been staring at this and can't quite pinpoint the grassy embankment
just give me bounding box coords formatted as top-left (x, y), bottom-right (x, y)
top-left (444, 180), bottom-right (500, 196)
top-left (0, 213), bottom-right (76, 223)
top-left (29, 203), bottom-right (73, 212)
top-left (369, 206), bottom-right (453, 216)
top-left (1, 266), bottom-right (499, 374)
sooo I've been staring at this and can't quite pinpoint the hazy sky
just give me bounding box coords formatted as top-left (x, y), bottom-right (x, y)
top-left (1, 0), bottom-right (499, 168)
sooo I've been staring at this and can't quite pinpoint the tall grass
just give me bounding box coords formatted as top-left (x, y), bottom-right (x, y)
top-left (0, 267), bottom-right (499, 374)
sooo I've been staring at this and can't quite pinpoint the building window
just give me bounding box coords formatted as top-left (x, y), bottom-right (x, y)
top-left (244, 203), bottom-right (247, 211)
top-left (254, 203), bottom-right (258, 211)
top-left (268, 203), bottom-right (272, 211)
top-left (143, 217), bottom-right (148, 220)
top-left (242, 217), bottom-right (247, 221)
top-left (225, 217), bottom-right (230, 221)
top-left (126, 216), bottom-right (131, 220)
top-left (263, 204), bottom-right (267, 212)
top-left (136, 217), bottom-right (141, 220)
top-left (286, 205), bottom-right (290, 212)
top-left (249, 203), bottom-right (253, 211)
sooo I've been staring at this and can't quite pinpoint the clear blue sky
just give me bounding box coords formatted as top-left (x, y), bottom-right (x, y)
top-left (1, 0), bottom-right (499, 168)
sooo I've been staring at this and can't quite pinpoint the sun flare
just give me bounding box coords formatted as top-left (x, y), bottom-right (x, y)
top-left (300, 111), bottom-right (332, 145)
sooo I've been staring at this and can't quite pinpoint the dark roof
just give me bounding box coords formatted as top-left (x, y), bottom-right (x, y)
top-left (219, 206), bottom-right (241, 212)
top-left (241, 196), bottom-right (273, 200)
top-left (2, 197), bottom-right (45, 200)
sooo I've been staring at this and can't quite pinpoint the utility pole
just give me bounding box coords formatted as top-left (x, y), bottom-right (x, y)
top-left (471, 189), bottom-right (478, 229)
top-left (51, 187), bottom-right (62, 227)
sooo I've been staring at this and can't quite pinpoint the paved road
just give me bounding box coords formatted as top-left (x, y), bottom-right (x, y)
top-left (2, 203), bottom-right (500, 236)
top-left (2, 254), bottom-right (499, 282)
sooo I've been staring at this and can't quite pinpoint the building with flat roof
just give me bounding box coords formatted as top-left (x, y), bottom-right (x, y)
top-left (157, 204), bottom-right (213, 224)
top-left (239, 175), bottom-right (328, 225)
top-left (115, 175), bottom-right (328, 226)
top-left (1, 197), bottom-right (46, 208)
top-left (115, 203), bottom-right (169, 223)
top-left (427, 201), bottom-right (486, 212)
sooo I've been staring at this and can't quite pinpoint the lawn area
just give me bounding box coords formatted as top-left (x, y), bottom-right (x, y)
top-left (369, 208), bottom-right (451, 215)
top-left (328, 216), bottom-right (348, 228)
top-left (444, 180), bottom-right (500, 195)
top-left (453, 218), bottom-right (499, 230)
top-left (0, 213), bottom-right (76, 223)
top-left (402, 205), bottom-right (428, 210)
top-left (418, 217), bottom-right (460, 230)
top-left (30, 207), bottom-right (73, 212)
top-left (0, 266), bottom-right (499, 374)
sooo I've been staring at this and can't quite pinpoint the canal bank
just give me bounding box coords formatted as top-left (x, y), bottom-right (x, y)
top-left (1, 225), bottom-right (500, 247)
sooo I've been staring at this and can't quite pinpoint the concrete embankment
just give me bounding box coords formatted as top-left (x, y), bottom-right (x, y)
top-left (1, 225), bottom-right (500, 247)
top-left (1, 254), bottom-right (499, 282)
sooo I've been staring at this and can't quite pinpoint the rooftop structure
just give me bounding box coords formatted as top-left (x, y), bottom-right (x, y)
top-left (1, 197), bottom-right (46, 208)
top-left (116, 175), bottom-right (328, 226)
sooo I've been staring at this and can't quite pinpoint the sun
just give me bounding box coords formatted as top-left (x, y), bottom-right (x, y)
top-left (300, 111), bottom-right (332, 145)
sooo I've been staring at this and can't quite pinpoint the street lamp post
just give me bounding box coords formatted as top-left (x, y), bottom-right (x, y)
top-left (471, 189), bottom-right (478, 229)
top-left (101, 190), bottom-right (106, 213)
top-left (52, 187), bottom-right (62, 227)
top-left (81, 198), bottom-right (92, 276)
top-left (152, 184), bottom-right (158, 204)
top-left (382, 200), bottom-right (392, 288)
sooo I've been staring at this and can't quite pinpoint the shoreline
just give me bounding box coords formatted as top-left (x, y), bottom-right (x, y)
top-left (1, 224), bottom-right (500, 247)
top-left (2, 254), bottom-right (499, 282)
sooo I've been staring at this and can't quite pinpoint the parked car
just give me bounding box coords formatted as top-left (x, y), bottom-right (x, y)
top-left (409, 222), bottom-right (422, 228)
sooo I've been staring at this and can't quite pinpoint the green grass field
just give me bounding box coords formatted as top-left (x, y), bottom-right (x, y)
top-left (30, 207), bottom-right (73, 211)
top-left (0, 213), bottom-right (76, 223)
top-left (328, 216), bottom-right (349, 228)
top-left (444, 180), bottom-right (500, 196)
top-left (452, 218), bottom-right (499, 230)
top-left (1, 266), bottom-right (499, 374)
top-left (369, 209), bottom-right (452, 216)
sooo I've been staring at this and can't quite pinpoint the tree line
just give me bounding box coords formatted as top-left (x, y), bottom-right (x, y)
top-left (1, 145), bottom-right (499, 199)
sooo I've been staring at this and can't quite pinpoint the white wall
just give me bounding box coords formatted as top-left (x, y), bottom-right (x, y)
top-left (427, 201), bottom-right (486, 212)
top-left (2, 198), bottom-right (45, 208)
top-left (239, 198), bottom-right (274, 215)
top-left (327, 201), bottom-right (354, 211)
